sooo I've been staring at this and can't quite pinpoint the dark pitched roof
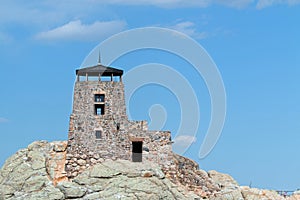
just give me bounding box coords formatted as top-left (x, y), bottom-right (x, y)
top-left (76, 64), bottom-right (123, 76)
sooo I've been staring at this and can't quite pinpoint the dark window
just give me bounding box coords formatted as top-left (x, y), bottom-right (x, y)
top-left (116, 123), bottom-right (120, 130)
top-left (95, 104), bottom-right (105, 115)
top-left (95, 130), bottom-right (102, 139)
top-left (94, 94), bottom-right (105, 102)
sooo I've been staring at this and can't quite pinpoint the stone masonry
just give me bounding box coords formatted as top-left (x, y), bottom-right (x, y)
top-left (65, 65), bottom-right (174, 178)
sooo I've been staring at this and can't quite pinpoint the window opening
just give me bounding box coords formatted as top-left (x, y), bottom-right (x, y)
top-left (132, 141), bottom-right (143, 162)
top-left (95, 130), bottom-right (102, 139)
top-left (95, 94), bottom-right (105, 102)
top-left (95, 104), bottom-right (105, 115)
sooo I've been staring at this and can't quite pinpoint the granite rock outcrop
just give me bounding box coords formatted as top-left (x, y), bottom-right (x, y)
top-left (1, 141), bottom-right (299, 200)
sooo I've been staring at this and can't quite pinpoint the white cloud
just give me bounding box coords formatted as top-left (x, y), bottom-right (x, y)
top-left (0, 0), bottom-right (256, 27)
top-left (174, 135), bottom-right (197, 146)
top-left (104, 0), bottom-right (254, 8)
top-left (35, 20), bottom-right (126, 42)
top-left (256, 0), bottom-right (274, 8)
top-left (0, 117), bottom-right (9, 123)
top-left (1, 0), bottom-right (299, 43)
top-left (104, 0), bottom-right (210, 8)
top-left (256, 0), bottom-right (300, 9)
top-left (0, 0), bottom-right (299, 30)
top-left (216, 0), bottom-right (255, 7)
top-left (215, 0), bottom-right (255, 8)
top-left (0, 1), bottom-right (64, 26)
top-left (168, 21), bottom-right (208, 39)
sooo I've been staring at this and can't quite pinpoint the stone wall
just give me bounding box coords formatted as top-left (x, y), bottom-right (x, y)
top-left (162, 154), bottom-right (220, 197)
top-left (66, 80), bottom-right (174, 178)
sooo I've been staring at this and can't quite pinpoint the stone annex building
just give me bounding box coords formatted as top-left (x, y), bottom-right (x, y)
top-left (65, 62), bottom-right (174, 178)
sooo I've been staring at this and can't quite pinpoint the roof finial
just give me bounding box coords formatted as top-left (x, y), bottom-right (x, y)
top-left (98, 51), bottom-right (101, 64)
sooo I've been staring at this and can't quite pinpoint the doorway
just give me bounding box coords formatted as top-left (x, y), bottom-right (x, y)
top-left (132, 141), bottom-right (142, 162)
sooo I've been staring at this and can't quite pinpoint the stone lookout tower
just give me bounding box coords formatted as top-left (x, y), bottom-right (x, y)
top-left (65, 62), bottom-right (173, 178)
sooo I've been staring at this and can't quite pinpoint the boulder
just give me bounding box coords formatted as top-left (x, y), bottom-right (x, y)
top-left (0, 184), bottom-right (15, 199)
top-left (28, 150), bottom-right (46, 170)
top-left (240, 186), bottom-right (285, 200)
top-left (208, 170), bottom-right (239, 190)
top-left (23, 176), bottom-right (49, 193)
top-left (2, 140), bottom-right (294, 200)
top-left (57, 182), bottom-right (87, 198)
top-left (90, 164), bottom-right (120, 178)
top-left (208, 170), bottom-right (243, 200)
top-left (211, 189), bottom-right (244, 200)
top-left (52, 141), bottom-right (67, 152)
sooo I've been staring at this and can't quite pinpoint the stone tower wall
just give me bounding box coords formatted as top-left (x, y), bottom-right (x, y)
top-left (66, 80), bottom-right (173, 178)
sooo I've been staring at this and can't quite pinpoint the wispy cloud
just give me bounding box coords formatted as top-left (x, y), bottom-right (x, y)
top-left (256, 0), bottom-right (300, 9)
top-left (104, 0), bottom-right (254, 8)
top-left (166, 20), bottom-right (234, 40)
top-left (108, 0), bottom-right (300, 9)
top-left (0, 0), bottom-right (299, 43)
top-left (174, 135), bottom-right (197, 146)
top-left (105, 0), bottom-right (210, 8)
top-left (215, 0), bottom-right (255, 9)
top-left (0, 117), bottom-right (9, 123)
top-left (0, 0), bottom-right (299, 30)
top-left (0, 1), bottom-right (64, 26)
top-left (168, 21), bottom-right (208, 39)
top-left (35, 20), bottom-right (126, 42)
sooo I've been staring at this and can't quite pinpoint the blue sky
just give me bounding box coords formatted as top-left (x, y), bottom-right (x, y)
top-left (1, 0), bottom-right (300, 191)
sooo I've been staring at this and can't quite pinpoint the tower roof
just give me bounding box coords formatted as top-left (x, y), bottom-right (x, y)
top-left (76, 64), bottom-right (123, 77)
